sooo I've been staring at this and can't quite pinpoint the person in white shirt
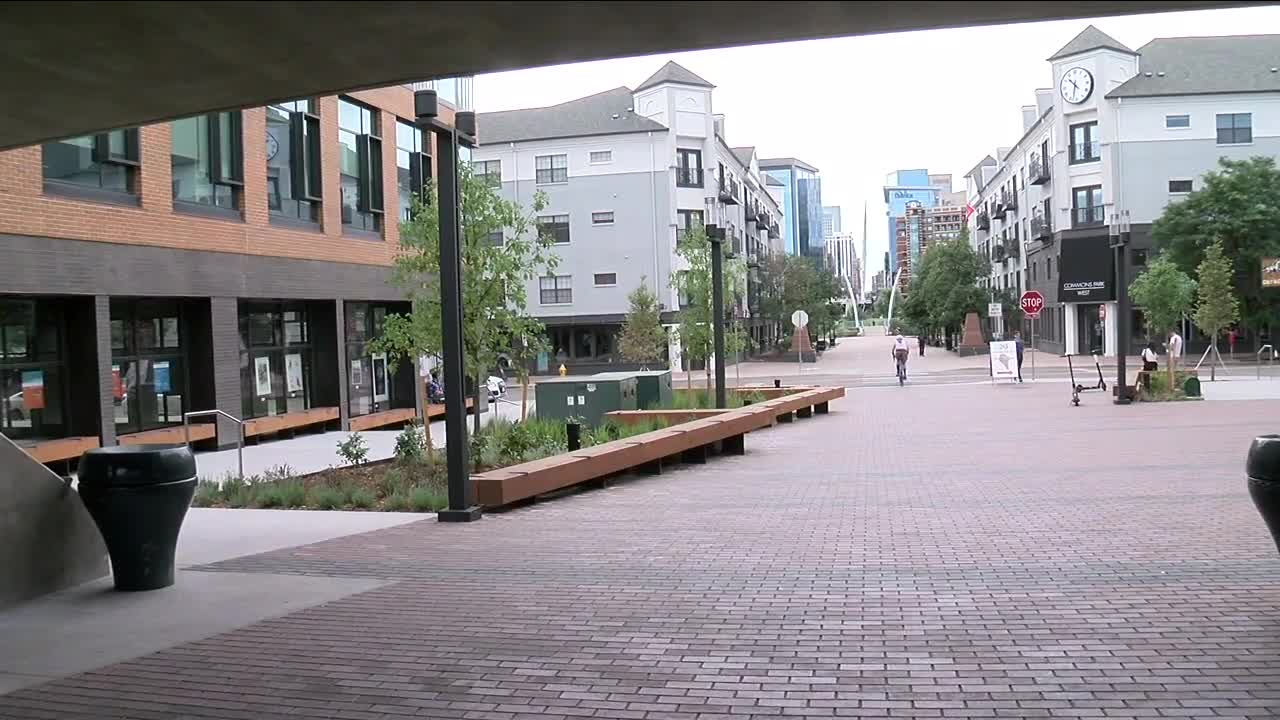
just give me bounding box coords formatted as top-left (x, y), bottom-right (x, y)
top-left (1141, 342), bottom-right (1159, 372)
top-left (891, 334), bottom-right (910, 380)
top-left (1167, 328), bottom-right (1184, 375)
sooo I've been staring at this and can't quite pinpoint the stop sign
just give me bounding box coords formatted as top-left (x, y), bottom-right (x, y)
top-left (1020, 290), bottom-right (1045, 318)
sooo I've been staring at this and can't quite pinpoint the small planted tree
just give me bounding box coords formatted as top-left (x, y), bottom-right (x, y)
top-left (671, 222), bottom-right (745, 390)
top-left (617, 278), bottom-right (668, 369)
top-left (1192, 239), bottom-right (1240, 380)
top-left (1129, 257), bottom-right (1196, 387)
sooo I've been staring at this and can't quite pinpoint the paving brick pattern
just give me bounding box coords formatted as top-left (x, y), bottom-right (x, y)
top-left (4, 383), bottom-right (1280, 719)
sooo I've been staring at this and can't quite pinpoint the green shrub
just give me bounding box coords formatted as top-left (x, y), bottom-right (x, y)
top-left (378, 467), bottom-right (406, 498)
top-left (262, 464), bottom-right (297, 483)
top-left (307, 486), bottom-right (346, 510)
top-left (348, 487), bottom-right (376, 509)
top-left (409, 487), bottom-right (447, 512)
top-left (278, 481), bottom-right (307, 508)
top-left (223, 475), bottom-right (260, 508)
top-left (394, 423), bottom-right (426, 463)
top-left (254, 485), bottom-right (284, 509)
top-left (336, 432), bottom-right (370, 466)
top-left (383, 492), bottom-right (411, 512)
top-left (192, 478), bottom-right (223, 507)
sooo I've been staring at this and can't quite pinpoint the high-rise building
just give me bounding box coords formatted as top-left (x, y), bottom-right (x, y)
top-left (822, 206), bottom-right (841, 238)
top-left (824, 233), bottom-right (860, 299)
top-left (964, 26), bottom-right (1280, 357)
top-left (760, 158), bottom-right (823, 259)
top-left (893, 199), bottom-right (966, 292)
top-left (882, 169), bottom-right (954, 278)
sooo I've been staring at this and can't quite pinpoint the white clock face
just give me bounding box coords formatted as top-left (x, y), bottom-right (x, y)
top-left (1060, 67), bottom-right (1094, 104)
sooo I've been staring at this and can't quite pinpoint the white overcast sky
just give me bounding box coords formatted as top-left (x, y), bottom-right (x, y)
top-left (475, 6), bottom-right (1280, 278)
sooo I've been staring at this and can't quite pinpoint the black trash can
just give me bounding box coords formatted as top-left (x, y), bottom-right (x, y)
top-left (77, 444), bottom-right (198, 591)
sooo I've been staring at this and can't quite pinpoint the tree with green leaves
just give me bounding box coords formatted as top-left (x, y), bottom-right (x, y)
top-left (1152, 156), bottom-right (1280, 333)
top-left (617, 278), bottom-right (668, 369)
top-left (372, 165), bottom-right (558, 433)
top-left (870, 287), bottom-right (894, 322)
top-left (1129, 257), bottom-right (1196, 387)
top-left (1192, 239), bottom-right (1240, 380)
top-left (671, 222), bottom-right (745, 390)
top-left (911, 233), bottom-right (987, 346)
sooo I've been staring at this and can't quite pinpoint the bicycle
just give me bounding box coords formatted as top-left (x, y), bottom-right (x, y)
top-left (894, 350), bottom-right (909, 386)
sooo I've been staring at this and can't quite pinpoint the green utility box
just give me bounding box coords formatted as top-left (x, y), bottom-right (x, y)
top-left (609, 369), bottom-right (672, 410)
top-left (535, 374), bottom-right (638, 426)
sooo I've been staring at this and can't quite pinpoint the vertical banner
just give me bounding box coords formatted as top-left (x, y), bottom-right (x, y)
top-left (372, 353), bottom-right (389, 403)
top-left (112, 364), bottom-right (123, 401)
top-left (21, 370), bottom-right (44, 410)
top-left (285, 353), bottom-right (304, 394)
top-left (254, 356), bottom-right (272, 396)
top-left (153, 360), bottom-right (171, 393)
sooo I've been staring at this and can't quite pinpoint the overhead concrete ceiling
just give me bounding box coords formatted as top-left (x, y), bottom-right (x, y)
top-left (0, 1), bottom-right (1259, 150)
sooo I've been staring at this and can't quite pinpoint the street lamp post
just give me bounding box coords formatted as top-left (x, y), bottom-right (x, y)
top-left (1110, 210), bottom-right (1132, 405)
top-left (415, 89), bottom-right (482, 522)
top-left (706, 224), bottom-right (728, 409)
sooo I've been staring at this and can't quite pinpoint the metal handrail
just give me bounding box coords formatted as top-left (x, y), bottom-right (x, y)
top-left (183, 409), bottom-right (244, 479)
top-left (1259, 345), bottom-right (1275, 380)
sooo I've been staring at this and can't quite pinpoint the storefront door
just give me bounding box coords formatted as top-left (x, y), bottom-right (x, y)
top-left (1078, 304), bottom-right (1104, 356)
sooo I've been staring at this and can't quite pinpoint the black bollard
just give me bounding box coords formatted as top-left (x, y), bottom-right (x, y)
top-left (1247, 434), bottom-right (1280, 553)
top-left (773, 379), bottom-right (781, 389)
top-left (566, 422), bottom-right (581, 451)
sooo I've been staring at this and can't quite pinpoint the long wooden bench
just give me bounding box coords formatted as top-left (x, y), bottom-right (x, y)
top-left (425, 397), bottom-right (475, 420)
top-left (22, 436), bottom-right (99, 464)
top-left (119, 424), bottom-right (215, 446)
top-left (605, 408), bottom-right (727, 427)
top-left (349, 407), bottom-right (418, 432)
top-left (244, 407), bottom-right (339, 437)
top-left (759, 386), bottom-right (844, 422)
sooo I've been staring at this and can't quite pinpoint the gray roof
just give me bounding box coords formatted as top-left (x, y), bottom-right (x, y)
top-left (1048, 25), bottom-right (1135, 61)
top-left (765, 175), bottom-right (785, 187)
top-left (636, 61), bottom-right (715, 92)
top-left (759, 157), bottom-right (819, 173)
top-left (1108, 34), bottom-right (1280, 98)
top-left (964, 155), bottom-right (996, 180)
top-left (731, 146), bottom-right (755, 166)
top-left (477, 87), bottom-right (667, 145)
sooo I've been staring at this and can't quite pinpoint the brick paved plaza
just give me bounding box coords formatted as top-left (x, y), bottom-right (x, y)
top-left (4, 380), bottom-right (1280, 719)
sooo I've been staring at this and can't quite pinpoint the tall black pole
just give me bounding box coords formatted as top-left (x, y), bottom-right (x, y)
top-left (1112, 212), bottom-right (1130, 406)
top-left (709, 226), bottom-right (727, 409)
top-left (435, 127), bottom-right (480, 521)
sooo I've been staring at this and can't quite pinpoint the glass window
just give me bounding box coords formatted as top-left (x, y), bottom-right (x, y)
top-left (344, 302), bottom-right (396, 417)
top-left (591, 211), bottom-right (614, 225)
top-left (593, 273), bottom-right (617, 286)
top-left (1165, 114), bottom-right (1191, 129)
top-left (538, 214), bottom-right (571, 244)
top-left (473, 159), bottom-right (501, 186)
top-left (0, 300), bottom-right (68, 442)
top-left (1069, 122), bottom-right (1099, 164)
top-left (395, 120), bottom-right (427, 222)
top-left (535, 154), bottom-right (568, 184)
top-left (1072, 186), bottom-right (1104, 226)
top-left (266, 99), bottom-right (320, 222)
top-left (589, 150), bottom-right (612, 164)
top-left (1216, 113), bottom-right (1252, 145)
top-left (172, 112), bottom-right (242, 210)
top-left (486, 231), bottom-right (504, 246)
top-left (539, 275), bottom-right (573, 304)
top-left (1132, 249), bottom-right (1148, 266)
top-left (43, 129), bottom-right (139, 194)
top-left (110, 300), bottom-right (186, 436)
top-left (338, 97), bottom-right (383, 232)
top-left (676, 149), bottom-right (703, 187)
top-left (1168, 179), bottom-right (1193, 194)
top-left (239, 303), bottom-right (313, 420)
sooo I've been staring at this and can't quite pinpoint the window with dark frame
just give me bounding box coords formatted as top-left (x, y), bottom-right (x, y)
top-left (42, 128), bottom-right (140, 196)
top-left (677, 209), bottom-right (703, 244)
top-left (1216, 113), bottom-right (1252, 145)
top-left (395, 120), bottom-right (429, 221)
top-left (172, 111), bottom-right (243, 211)
top-left (1069, 122), bottom-right (1099, 164)
top-left (589, 150), bottom-right (612, 164)
top-left (593, 273), bottom-right (618, 286)
top-left (109, 299), bottom-right (187, 436)
top-left (538, 214), bottom-right (571, 244)
top-left (676, 148), bottom-right (703, 187)
top-left (338, 97), bottom-right (383, 233)
top-left (485, 230), bottom-right (504, 246)
top-left (1165, 114), bottom-right (1191, 129)
top-left (0, 299), bottom-right (69, 442)
top-left (238, 303), bottom-right (314, 421)
top-left (539, 275), bottom-right (573, 304)
top-left (1072, 186), bottom-right (1105, 227)
top-left (473, 159), bottom-right (501, 187)
top-left (1132, 249), bottom-right (1148, 266)
top-left (1168, 179), bottom-right (1193, 194)
top-left (535, 154), bottom-right (568, 184)
top-left (591, 211), bottom-right (615, 225)
top-left (266, 99), bottom-right (321, 222)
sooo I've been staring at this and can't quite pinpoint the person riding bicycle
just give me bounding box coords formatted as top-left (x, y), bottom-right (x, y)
top-left (892, 333), bottom-right (910, 381)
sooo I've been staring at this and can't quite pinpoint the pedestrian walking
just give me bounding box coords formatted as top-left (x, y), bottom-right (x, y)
top-left (1167, 327), bottom-right (1184, 376)
top-left (1014, 331), bottom-right (1025, 383)
top-left (1228, 326), bottom-right (1238, 359)
top-left (917, 334), bottom-right (925, 357)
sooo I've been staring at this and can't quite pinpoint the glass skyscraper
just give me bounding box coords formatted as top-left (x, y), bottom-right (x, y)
top-left (760, 158), bottom-right (823, 260)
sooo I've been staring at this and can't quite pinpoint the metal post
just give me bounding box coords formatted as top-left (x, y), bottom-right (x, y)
top-left (434, 124), bottom-right (480, 522)
top-left (1031, 317), bottom-right (1037, 381)
top-left (1111, 211), bottom-right (1131, 405)
top-left (709, 226), bottom-right (727, 410)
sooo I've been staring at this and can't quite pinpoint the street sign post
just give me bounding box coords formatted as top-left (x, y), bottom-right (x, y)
top-left (987, 302), bottom-right (1002, 319)
top-left (791, 310), bottom-right (809, 377)
top-left (1020, 291), bottom-right (1044, 381)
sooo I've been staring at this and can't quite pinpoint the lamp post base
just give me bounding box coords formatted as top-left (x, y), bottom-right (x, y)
top-left (437, 506), bottom-right (483, 523)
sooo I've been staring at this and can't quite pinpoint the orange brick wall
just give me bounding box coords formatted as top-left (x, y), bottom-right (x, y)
top-left (0, 84), bottom-right (457, 268)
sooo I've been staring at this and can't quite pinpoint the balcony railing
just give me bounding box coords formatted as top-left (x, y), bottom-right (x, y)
top-left (1069, 141), bottom-right (1100, 164)
top-left (769, 221), bottom-right (780, 239)
top-left (992, 202), bottom-right (1007, 220)
top-left (677, 167), bottom-right (704, 188)
top-left (718, 175), bottom-right (740, 204)
top-left (1001, 189), bottom-right (1017, 212)
top-left (975, 210), bottom-right (991, 231)
top-left (1029, 153), bottom-right (1050, 185)
top-left (1073, 205), bottom-right (1106, 227)
top-left (1031, 214), bottom-right (1053, 240)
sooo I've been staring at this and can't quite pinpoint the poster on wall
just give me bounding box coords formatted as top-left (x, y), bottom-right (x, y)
top-left (254, 356), bottom-right (272, 397)
top-left (372, 353), bottom-right (389, 403)
top-left (285, 353), bottom-right (304, 394)
top-left (21, 370), bottom-right (44, 411)
top-left (153, 360), bottom-right (171, 393)
top-left (350, 359), bottom-right (365, 387)
top-left (111, 364), bottom-right (123, 401)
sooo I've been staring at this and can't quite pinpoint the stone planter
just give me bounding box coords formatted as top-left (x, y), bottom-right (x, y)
top-left (1246, 434), bottom-right (1280, 553)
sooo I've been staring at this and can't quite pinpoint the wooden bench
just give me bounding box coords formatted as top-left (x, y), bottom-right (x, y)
top-left (119, 424), bottom-right (215, 446)
top-left (22, 436), bottom-right (99, 464)
top-left (349, 407), bottom-right (419, 432)
top-left (425, 397), bottom-right (475, 420)
top-left (243, 407), bottom-right (339, 438)
top-left (605, 408), bottom-right (727, 426)
top-left (759, 386), bottom-right (844, 422)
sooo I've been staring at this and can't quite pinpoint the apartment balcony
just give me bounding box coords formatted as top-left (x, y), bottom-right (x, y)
top-left (1072, 205), bottom-right (1106, 228)
top-left (1001, 189), bottom-right (1017, 212)
top-left (718, 175), bottom-right (741, 205)
top-left (769, 221), bottom-right (780, 239)
top-left (991, 202), bottom-right (1007, 221)
top-left (975, 210), bottom-right (991, 231)
top-left (676, 167), bottom-right (704, 188)
top-left (1029, 152), bottom-right (1050, 185)
top-left (1031, 214), bottom-right (1053, 241)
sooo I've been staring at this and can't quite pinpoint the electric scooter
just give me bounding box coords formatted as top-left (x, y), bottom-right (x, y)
top-left (1067, 352), bottom-right (1107, 406)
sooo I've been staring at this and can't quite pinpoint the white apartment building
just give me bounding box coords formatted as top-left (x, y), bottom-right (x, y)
top-left (965, 27), bottom-right (1280, 357)
top-left (824, 233), bottom-right (861, 300)
top-left (474, 62), bottom-right (785, 374)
